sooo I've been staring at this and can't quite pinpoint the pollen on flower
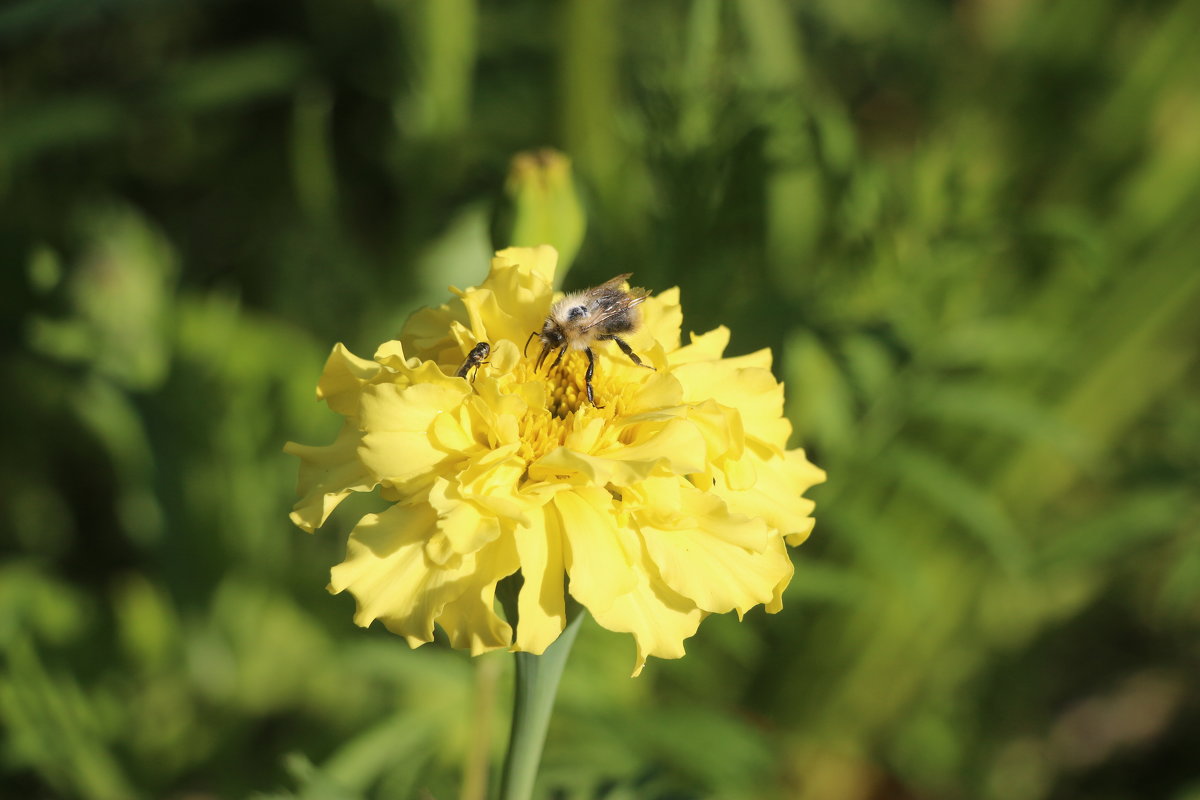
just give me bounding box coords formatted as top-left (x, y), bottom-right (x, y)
top-left (287, 245), bottom-right (825, 676)
top-left (515, 411), bottom-right (562, 464)
top-left (502, 347), bottom-right (639, 471)
top-left (544, 352), bottom-right (590, 417)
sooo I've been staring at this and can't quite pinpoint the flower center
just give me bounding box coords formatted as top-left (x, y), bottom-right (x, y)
top-left (544, 351), bottom-right (590, 418)
top-left (512, 350), bottom-right (625, 464)
top-left (512, 349), bottom-right (615, 418)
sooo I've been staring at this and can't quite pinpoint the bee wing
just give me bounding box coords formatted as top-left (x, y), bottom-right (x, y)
top-left (594, 273), bottom-right (634, 292)
top-left (579, 286), bottom-right (651, 333)
top-left (623, 286), bottom-right (651, 305)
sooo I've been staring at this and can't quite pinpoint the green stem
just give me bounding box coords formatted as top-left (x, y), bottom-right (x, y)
top-left (496, 612), bottom-right (585, 800)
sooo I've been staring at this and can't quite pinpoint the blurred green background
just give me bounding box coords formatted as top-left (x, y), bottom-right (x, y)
top-left (3, 0), bottom-right (1199, 798)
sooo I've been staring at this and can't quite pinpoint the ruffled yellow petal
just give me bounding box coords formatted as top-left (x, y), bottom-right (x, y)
top-left (621, 476), bottom-right (789, 617)
top-left (429, 404), bottom-right (478, 452)
top-left (683, 399), bottom-right (746, 468)
top-left (284, 422), bottom-right (377, 532)
top-left (456, 246), bottom-right (558, 348)
top-left (556, 488), bottom-right (639, 612)
top-left (511, 502), bottom-right (568, 654)
top-left (330, 503), bottom-right (513, 647)
top-left (621, 372), bottom-right (685, 414)
top-left (356, 376), bottom-right (471, 489)
top-left (624, 477), bottom-right (767, 551)
top-left (672, 358), bottom-right (791, 447)
top-left (531, 417), bottom-right (707, 486)
top-left (425, 478), bottom-right (503, 564)
top-left (765, 535), bottom-right (795, 613)
top-left (669, 326), bottom-right (731, 363)
top-left (434, 534), bottom-right (520, 655)
top-left (316, 343), bottom-right (384, 417)
top-left (454, 444), bottom-right (529, 521)
top-left (637, 287), bottom-right (683, 353)
top-left (396, 306), bottom-right (468, 371)
top-left (491, 244), bottom-right (559, 287)
top-left (638, 505), bottom-right (788, 618)
top-left (715, 444), bottom-right (825, 541)
top-left (585, 541), bottom-right (704, 677)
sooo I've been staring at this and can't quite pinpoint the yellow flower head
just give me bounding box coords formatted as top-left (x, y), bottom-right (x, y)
top-left (286, 247), bottom-right (825, 675)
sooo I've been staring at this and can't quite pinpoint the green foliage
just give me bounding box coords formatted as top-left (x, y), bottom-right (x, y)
top-left (3, 0), bottom-right (1199, 798)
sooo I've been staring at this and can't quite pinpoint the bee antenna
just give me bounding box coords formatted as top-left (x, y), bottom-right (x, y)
top-left (524, 331), bottom-right (537, 357)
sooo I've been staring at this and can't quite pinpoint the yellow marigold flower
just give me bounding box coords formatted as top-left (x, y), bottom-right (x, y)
top-left (286, 246), bottom-right (825, 675)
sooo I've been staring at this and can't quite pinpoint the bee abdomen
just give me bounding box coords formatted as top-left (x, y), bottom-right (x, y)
top-left (597, 308), bottom-right (636, 335)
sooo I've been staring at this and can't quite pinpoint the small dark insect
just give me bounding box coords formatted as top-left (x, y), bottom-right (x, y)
top-left (455, 341), bottom-right (491, 381)
top-left (526, 273), bottom-right (655, 407)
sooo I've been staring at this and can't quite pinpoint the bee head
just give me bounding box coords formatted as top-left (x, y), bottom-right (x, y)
top-left (531, 322), bottom-right (566, 370)
top-left (539, 323), bottom-right (565, 349)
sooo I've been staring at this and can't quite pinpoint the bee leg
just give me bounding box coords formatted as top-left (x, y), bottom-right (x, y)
top-left (584, 347), bottom-right (602, 407)
top-left (537, 343), bottom-right (561, 371)
top-left (610, 336), bottom-right (655, 370)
